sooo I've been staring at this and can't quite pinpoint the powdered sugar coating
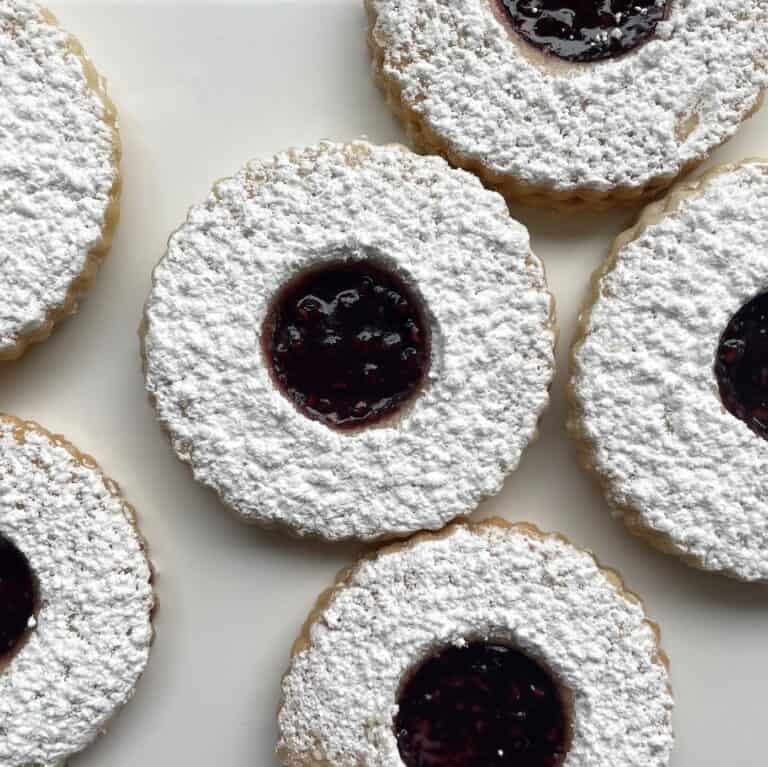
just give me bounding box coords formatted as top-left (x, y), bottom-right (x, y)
top-left (0, 416), bottom-right (154, 767)
top-left (571, 161), bottom-right (768, 582)
top-left (142, 141), bottom-right (555, 541)
top-left (278, 522), bottom-right (673, 767)
top-left (368, 0), bottom-right (768, 197)
top-left (0, 0), bottom-right (118, 354)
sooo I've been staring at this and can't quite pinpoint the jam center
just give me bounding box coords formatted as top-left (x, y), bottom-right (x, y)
top-left (263, 260), bottom-right (431, 430)
top-left (715, 291), bottom-right (768, 440)
top-left (0, 533), bottom-right (36, 665)
top-left (395, 642), bottom-right (569, 767)
top-left (500, 0), bottom-right (670, 63)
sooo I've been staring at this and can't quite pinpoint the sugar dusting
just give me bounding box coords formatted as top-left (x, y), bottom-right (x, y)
top-left (278, 523), bottom-right (673, 767)
top-left (143, 141), bottom-right (555, 541)
top-left (0, 416), bottom-right (153, 767)
top-left (0, 0), bottom-right (117, 353)
top-left (572, 161), bottom-right (768, 582)
top-left (369, 0), bottom-right (768, 195)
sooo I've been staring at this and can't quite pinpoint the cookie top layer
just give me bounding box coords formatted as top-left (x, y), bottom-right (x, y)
top-left (143, 141), bottom-right (555, 541)
top-left (368, 0), bottom-right (768, 196)
top-left (0, 415), bottom-right (154, 767)
top-left (0, 0), bottom-right (118, 356)
top-left (277, 521), bottom-right (673, 767)
top-left (571, 161), bottom-right (768, 582)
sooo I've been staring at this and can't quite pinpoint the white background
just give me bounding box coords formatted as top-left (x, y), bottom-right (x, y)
top-left (5, 2), bottom-right (768, 765)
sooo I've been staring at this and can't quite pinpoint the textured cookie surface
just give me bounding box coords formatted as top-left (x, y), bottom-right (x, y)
top-left (0, 0), bottom-right (119, 358)
top-left (0, 415), bottom-right (154, 767)
top-left (368, 0), bottom-right (768, 205)
top-left (278, 521), bottom-right (673, 767)
top-left (571, 161), bottom-right (768, 582)
top-left (142, 141), bottom-right (555, 541)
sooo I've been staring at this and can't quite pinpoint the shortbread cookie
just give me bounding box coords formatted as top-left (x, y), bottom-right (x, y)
top-left (0, 0), bottom-right (120, 360)
top-left (570, 160), bottom-right (768, 582)
top-left (0, 414), bottom-right (154, 766)
top-left (142, 140), bottom-right (556, 541)
top-left (366, 0), bottom-right (768, 210)
top-left (278, 519), bottom-right (673, 767)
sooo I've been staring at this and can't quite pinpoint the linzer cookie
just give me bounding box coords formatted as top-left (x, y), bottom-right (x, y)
top-left (141, 141), bottom-right (556, 541)
top-left (0, 0), bottom-right (120, 360)
top-left (278, 519), bottom-right (674, 767)
top-left (570, 160), bottom-right (768, 582)
top-left (0, 414), bottom-right (154, 766)
top-left (366, 0), bottom-right (768, 210)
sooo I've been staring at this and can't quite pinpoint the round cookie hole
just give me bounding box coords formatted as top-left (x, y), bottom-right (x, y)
top-left (715, 290), bottom-right (768, 440)
top-left (262, 259), bottom-right (431, 431)
top-left (0, 533), bottom-right (37, 667)
top-left (498, 0), bottom-right (671, 63)
top-left (394, 641), bottom-right (570, 767)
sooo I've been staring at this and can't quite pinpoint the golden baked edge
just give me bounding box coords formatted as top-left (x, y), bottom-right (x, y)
top-left (275, 517), bottom-right (671, 767)
top-left (0, 5), bottom-right (122, 362)
top-left (567, 159), bottom-right (768, 582)
top-left (365, 0), bottom-right (766, 213)
top-left (137, 140), bottom-right (558, 544)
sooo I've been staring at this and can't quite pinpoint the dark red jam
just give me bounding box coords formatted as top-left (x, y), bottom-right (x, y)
top-left (395, 642), bottom-right (569, 767)
top-left (263, 260), bottom-right (430, 430)
top-left (500, 0), bottom-right (669, 63)
top-left (716, 291), bottom-right (768, 440)
top-left (0, 534), bottom-right (36, 664)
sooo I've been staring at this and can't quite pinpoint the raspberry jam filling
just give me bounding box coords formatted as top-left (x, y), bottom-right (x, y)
top-left (500, 0), bottom-right (669, 63)
top-left (263, 260), bottom-right (430, 430)
top-left (395, 642), bottom-right (569, 767)
top-left (0, 534), bottom-right (36, 664)
top-left (716, 291), bottom-right (768, 440)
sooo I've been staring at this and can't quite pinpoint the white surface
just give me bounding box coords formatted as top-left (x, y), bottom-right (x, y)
top-left (2, 2), bottom-right (766, 766)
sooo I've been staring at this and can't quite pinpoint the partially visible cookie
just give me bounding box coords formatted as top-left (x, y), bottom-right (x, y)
top-left (0, 414), bottom-right (154, 766)
top-left (0, 0), bottom-right (120, 360)
top-left (142, 140), bottom-right (555, 542)
top-left (278, 519), bottom-right (673, 767)
top-left (570, 160), bottom-right (768, 582)
top-left (367, 0), bottom-right (768, 210)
